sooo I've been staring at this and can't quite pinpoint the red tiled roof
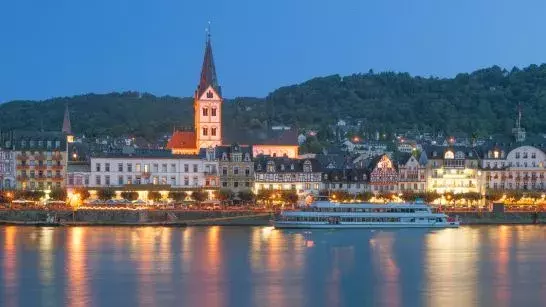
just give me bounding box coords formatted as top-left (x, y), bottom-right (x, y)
top-left (167, 131), bottom-right (196, 149)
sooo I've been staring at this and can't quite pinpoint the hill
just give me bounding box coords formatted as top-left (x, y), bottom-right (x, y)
top-left (1, 64), bottom-right (546, 139)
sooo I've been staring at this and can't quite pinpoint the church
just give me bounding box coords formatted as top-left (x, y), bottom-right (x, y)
top-left (167, 30), bottom-right (299, 158)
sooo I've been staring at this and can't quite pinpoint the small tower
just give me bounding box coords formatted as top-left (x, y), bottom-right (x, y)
top-left (62, 104), bottom-right (74, 143)
top-left (194, 23), bottom-right (223, 149)
top-left (512, 103), bottom-right (526, 143)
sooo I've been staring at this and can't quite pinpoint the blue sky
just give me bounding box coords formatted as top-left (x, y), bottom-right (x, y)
top-left (1, 0), bottom-right (545, 102)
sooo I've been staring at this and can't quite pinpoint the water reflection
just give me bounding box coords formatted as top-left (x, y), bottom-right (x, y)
top-left (2, 226), bottom-right (18, 307)
top-left (67, 227), bottom-right (90, 307)
top-left (1, 226), bottom-right (546, 307)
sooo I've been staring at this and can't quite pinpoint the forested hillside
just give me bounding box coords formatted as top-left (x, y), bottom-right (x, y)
top-left (1, 64), bottom-right (546, 139)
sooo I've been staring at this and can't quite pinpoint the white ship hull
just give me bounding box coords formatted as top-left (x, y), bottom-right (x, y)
top-left (273, 221), bottom-right (460, 229)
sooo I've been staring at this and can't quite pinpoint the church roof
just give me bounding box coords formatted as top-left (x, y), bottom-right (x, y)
top-left (197, 34), bottom-right (221, 97)
top-left (166, 131), bottom-right (196, 150)
top-left (62, 104), bottom-right (71, 135)
top-left (223, 128), bottom-right (298, 146)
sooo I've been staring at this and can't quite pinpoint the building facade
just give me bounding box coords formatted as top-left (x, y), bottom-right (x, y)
top-left (396, 153), bottom-right (427, 192)
top-left (424, 146), bottom-right (482, 194)
top-left (254, 157), bottom-right (322, 196)
top-left (0, 148), bottom-right (16, 189)
top-left (9, 132), bottom-right (68, 191)
top-left (217, 144), bottom-right (253, 192)
top-left (482, 145), bottom-right (546, 191)
top-left (89, 151), bottom-right (206, 188)
top-left (368, 154), bottom-right (399, 193)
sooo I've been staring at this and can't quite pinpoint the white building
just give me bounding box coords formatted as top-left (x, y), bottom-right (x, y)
top-left (89, 150), bottom-right (211, 189)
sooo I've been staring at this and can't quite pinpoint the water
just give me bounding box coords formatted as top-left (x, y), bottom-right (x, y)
top-left (0, 226), bottom-right (545, 307)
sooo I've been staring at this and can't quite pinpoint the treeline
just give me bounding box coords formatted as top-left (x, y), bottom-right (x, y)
top-left (2, 64), bottom-right (546, 139)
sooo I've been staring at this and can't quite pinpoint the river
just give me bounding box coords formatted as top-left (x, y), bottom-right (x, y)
top-left (0, 226), bottom-right (545, 307)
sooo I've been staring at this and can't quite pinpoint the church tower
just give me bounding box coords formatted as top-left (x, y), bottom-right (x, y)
top-left (195, 27), bottom-right (222, 149)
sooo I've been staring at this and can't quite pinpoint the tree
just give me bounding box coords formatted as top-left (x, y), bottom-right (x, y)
top-left (401, 191), bottom-right (418, 202)
top-left (331, 190), bottom-right (351, 202)
top-left (356, 192), bottom-right (373, 202)
top-left (169, 191), bottom-right (187, 202)
top-left (121, 191), bottom-right (139, 201)
top-left (49, 188), bottom-right (67, 201)
top-left (216, 188), bottom-right (234, 203)
top-left (191, 190), bottom-right (208, 204)
top-left (97, 188), bottom-right (115, 201)
top-left (423, 192), bottom-right (441, 203)
top-left (73, 188), bottom-right (91, 200)
top-left (238, 189), bottom-right (255, 203)
top-left (281, 190), bottom-right (299, 206)
top-left (148, 191), bottom-right (162, 202)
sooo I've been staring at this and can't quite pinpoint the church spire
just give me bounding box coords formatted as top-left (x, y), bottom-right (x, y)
top-left (62, 103), bottom-right (72, 135)
top-left (197, 22), bottom-right (221, 97)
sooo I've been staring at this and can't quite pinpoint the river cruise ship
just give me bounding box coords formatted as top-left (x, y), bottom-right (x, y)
top-left (273, 198), bottom-right (459, 229)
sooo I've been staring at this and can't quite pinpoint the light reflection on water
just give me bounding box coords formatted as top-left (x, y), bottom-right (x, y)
top-left (1, 226), bottom-right (546, 307)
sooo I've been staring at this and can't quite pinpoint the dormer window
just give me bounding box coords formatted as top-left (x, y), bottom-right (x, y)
top-left (222, 152), bottom-right (228, 161)
top-left (493, 151), bottom-right (499, 159)
top-left (280, 164), bottom-right (285, 171)
top-left (303, 160), bottom-right (312, 172)
top-left (290, 164), bottom-right (294, 170)
top-left (432, 151), bottom-right (437, 157)
top-left (244, 153), bottom-right (250, 161)
top-left (207, 91), bottom-right (214, 98)
top-left (267, 161), bottom-right (275, 173)
top-left (444, 151), bottom-right (454, 159)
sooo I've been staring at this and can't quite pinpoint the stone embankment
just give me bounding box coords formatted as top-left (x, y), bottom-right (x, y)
top-left (0, 210), bottom-right (273, 226)
top-left (0, 210), bottom-right (545, 226)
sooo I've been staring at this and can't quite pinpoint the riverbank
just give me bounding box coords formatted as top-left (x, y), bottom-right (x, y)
top-left (0, 210), bottom-right (545, 226)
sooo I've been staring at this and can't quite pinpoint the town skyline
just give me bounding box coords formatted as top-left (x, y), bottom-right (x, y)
top-left (2, 0), bottom-right (546, 102)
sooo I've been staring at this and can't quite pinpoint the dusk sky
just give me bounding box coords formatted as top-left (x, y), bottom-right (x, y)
top-left (1, 0), bottom-right (545, 102)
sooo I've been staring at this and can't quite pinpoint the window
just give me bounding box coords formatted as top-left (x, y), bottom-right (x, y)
top-left (127, 176), bottom-right (132, 185)
top-left (193, 164), bottom-right (198, 172)
top-left (135, 164), bottom-right (141, 172)
top-left (118, 163), bottom-right (123, 172)
top-left (144, 164), bottom-right (149, 172)
top-left (105, 163), bottom-right (110, 172)
top-left (184, 164), bottom-right (189, 172)
top-left (47, 170), bottom-right (52, 178)
top-left (234, 181), bottom-right (239, 188)
top-left (532, 152), bottom-right (537, 159)
top-left (162, 164), bottom-right (167, 172)
top-left (96, 163), bottom-right (101, 172)
top-left (303, 160), bottom-right (312, 172)
top-left (245, 182), bottom-right (250, 187)
top-left (95, 175), bottom-right (101, 185)
top-left (202, 128), bottom-right (208, 136)
top-left (222, 167), bottom-right (227, 175)
top-left (127, 163), bottom-right (133, 172)
top-left (105, 175), bottom-right (110, 186)
top-left (170, 164), bottom-right (176, 172)
top-left (245, 168), bottom-right (250, 176)
top-left (193, 176), bottom-right (198, 186)
top-left (207, 91), bottom-right (213, 98)
top-left (516, 152), bottom-right (521, 159)
top-left (211, 108), bottom-right (217, 116)
top-left (211, 127), bottom-right (217, 136)
top-left (184, 177), bottom-right (189, 186)
top-left (170, 177), bottom-right (176, 186)
top-left (118, 176), bottom-right (123, 185)
top-left (222, 181), bottom-right (228, 187)
top-left (233, 167), bottom-right (239, 175)
top-left (203, 108), bottom-right (208, 116)
top-left (152, 177), bottom-right (158, 185)
top-left (153, 164), bottom-right (158, 172)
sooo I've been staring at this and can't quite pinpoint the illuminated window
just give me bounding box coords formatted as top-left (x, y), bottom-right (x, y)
top-left (493, 151), bottom-right (499, 159)
top-left (444, 151), bottom-right (454, 159)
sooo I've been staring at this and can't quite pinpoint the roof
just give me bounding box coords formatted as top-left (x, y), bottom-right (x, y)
top-left (166, 131), bottom-right (196, 150)
top-left (254, 156), bottom-right (322, 173)
top-left (62, 104), bottom-right (71, 135)
top-left (2, 131), bottom-right (66, 150)
top-left (67, 162), bottom-right (90, 173)
top-left (91, 149), bottom-right (199, 159)
top-left (215, 144), bottom-right (253, 159)
top-left (223, 128), bottom-right (298, 146)
top-left (421, 145), bottom-right (479, 160)
top-left (322, 168), bottom-right (368, 182)
top-left (197, 35), bottom-right (221, 97)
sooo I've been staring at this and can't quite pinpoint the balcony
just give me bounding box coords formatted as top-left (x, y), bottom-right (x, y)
top-left (16, 164), bottom-right (29, 170)
top-left (51, 165), bottom-right (63, 170)
top-left (35, 165), bottom-right (47, 170)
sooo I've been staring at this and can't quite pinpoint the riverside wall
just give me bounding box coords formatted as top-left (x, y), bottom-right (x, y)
top-left (0, 210), bottom-right (545, 226)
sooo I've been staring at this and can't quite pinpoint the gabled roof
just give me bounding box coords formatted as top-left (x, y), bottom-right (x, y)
top-left (254, 156), bottom-right (322, 173)
top-left (197, 35), bottom-right (221, 98)
top-left (166, 131), bottom-right (196, 150)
